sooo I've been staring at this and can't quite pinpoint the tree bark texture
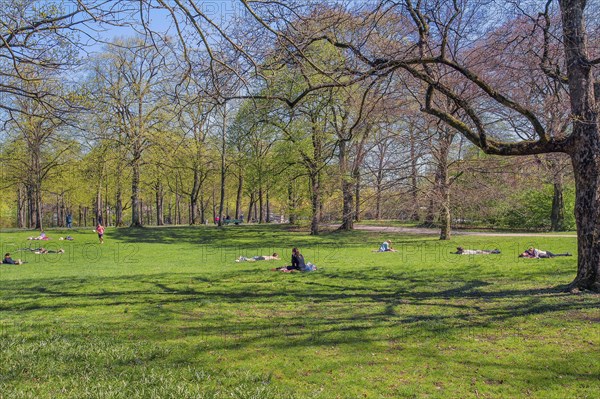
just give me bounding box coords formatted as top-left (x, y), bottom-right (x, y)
top-left (560, 0), bottom-right (600, 291)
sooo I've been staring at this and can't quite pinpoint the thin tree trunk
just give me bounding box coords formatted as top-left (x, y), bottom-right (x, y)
top-left (131, 157), bottom-right (142, 227)
top-left (551, 178), bottom-right (565, 232)
top-left (200, 192), bottom-right (206, 224)
top-left (235, 171), bottom-right (243, 219)
top-left (247, 192), bottom-right (255, 223)
top-left (266, 189), bottom-right (271, 223)
top-left (423, 194), bottom-right (436, 227)
top-left (310, 172), bottom-right (320, 235)
top-left (375, 153), bottom-right (385, 220)
top-left (288, 182), bottom-right (296, 225)
top-left (354, 168), bottom-right (361, 222)
top-left (339, 139), bottom-right (354, 230)
top-left (410, 129), bottom-right (420, 220)
top-left (34, 179), bottom-right (43, 230)
top-left (156, 180), bottom-right (164, 226)
top-left (95, 187), bottom-right (103, 225)
top-left (104, 182), bottom-right (109, 227)
top-left (190, 169), bottom-right (201, 225)
top-left (438, 141), bottom-right (451, 240)
top-left (212, 185), bottom-right (217, 224)
top-left (176, 175), bottom-right (182, 225)
top-left (218, 107), bottom-right (227, 227)
top-left (17, 185), bottom-right (26, 228)
top-left (115, 187), bottom-right (123, 227)
top-left (258, 186), bottom-right (264, 223)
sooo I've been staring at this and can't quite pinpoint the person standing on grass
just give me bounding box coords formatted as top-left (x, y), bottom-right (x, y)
top-left (96, 223), bottom-right (105, 244)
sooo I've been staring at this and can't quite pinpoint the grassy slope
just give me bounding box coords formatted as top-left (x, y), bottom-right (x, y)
top-left (0, 225), bottom-right (598, 399)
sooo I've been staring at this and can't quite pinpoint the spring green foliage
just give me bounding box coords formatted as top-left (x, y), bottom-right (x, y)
top-left (0, 225), bottom-right (597, 398)
top-left (500, 185), bottom-right (576, 231)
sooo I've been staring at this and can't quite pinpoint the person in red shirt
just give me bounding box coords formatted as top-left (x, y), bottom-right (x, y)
top-left (96, 224), bottom-right (105, 244)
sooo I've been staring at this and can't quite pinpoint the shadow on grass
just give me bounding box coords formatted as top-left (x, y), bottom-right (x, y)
top-left (3, 268), bottom-right (598, 341)
top-left (2, 267), bottom-right (599, 396)
top-left (108, 224), bottom-right (404, 250)
top-left (110, 224), bottom-right (305, 246)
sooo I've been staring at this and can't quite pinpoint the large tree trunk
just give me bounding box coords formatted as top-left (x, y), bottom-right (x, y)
top-left (570, 145), bottom-right (600, 291)
top-left (560, 0), bottom-right (600, 291)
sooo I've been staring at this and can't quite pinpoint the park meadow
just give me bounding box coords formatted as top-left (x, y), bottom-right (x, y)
top-left (1, 224), bottom-right (598, 399)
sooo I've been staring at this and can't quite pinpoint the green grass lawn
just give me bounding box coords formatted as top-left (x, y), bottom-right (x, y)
top-left (0, 225), bottom-right (598, 398)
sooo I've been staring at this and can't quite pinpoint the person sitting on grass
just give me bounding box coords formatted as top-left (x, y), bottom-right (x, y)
top-left (3, 253), bottom-right (24, 265)
top-left (372, 240), bottom-right (397, 252)
top-left (519, 247), bottom-right (572, 258)
top-left (272, 248), bottom-right (317, 272)
top-left (453, 247), bottom-right (501, 255)
top-left (28, 232), bottom-right (49, 240)
top-left (236, 253), bottom-right (280, 262)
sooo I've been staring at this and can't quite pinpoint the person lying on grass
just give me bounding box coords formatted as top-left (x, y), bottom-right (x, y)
top-left (3, 253), bottom-right (24, 265)
top-left (519, 247), bottom-right (572, 258)
top-left (16, 247), bottom-right (65, 254)
top-left (32, 248), bottom-right (65, 255)
top-left (236, 253), bottom-right (280, 262)
top-left (272, 248), bottom-right (317, 272)
top-left (372, 240), bottom-right (397, 252)
top-left (453, 247), bottom-right (501, 255)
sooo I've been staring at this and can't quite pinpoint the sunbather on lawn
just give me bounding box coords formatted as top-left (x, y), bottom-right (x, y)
top-left (519, 247), bottom-right (571, 258)
top-left (272, 248), bottom-right (317, 272)
top-left (236, 253), bottom-right (280, 262)
top-left (453, 247), bottom-right (501, 255)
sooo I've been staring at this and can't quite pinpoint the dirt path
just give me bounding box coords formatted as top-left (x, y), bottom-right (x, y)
top-left (348, 224), bottom-right (577, 238)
